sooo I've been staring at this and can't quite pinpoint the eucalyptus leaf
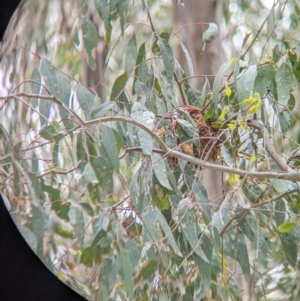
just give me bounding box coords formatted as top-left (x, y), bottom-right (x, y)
top-left (158, 37), bottom-right (174, 80)
top-left (82, 15), bottom-right (98, 68)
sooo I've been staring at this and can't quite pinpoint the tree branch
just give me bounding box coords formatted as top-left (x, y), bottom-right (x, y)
top-left (3, 93), bottom-right (300, 182)
top-left (85, 116), bottom-right (300, 182)
top-left (246, 119), bottom-right (290, 172)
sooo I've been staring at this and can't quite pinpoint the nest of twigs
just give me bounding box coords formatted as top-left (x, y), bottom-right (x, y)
top-left (163, 106), bottom-right (221, 169)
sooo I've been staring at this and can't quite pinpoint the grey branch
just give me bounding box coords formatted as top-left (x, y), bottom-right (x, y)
top-left (246, 119), bottom-right (290, 172)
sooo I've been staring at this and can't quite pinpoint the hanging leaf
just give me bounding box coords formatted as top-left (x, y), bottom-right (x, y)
top-left (40, 59), bottom-right (60, 97)
top-left (180, 42), bottom-right (194, 78)
top-left (195, 235), bottom-right (212, 290)
top-left (276, 63), bottom-right (293, 106)
top-left (135, 260), bottom-right (157, 284)
top-left (278, 221), bottom-right (296, 233)
top-left (125, 34), bottom-right (137, 74)
top-left (110, 73), bottom-right (128, 100)
top-left (137, 130), bottom-right (152, 156)
top-left (237, 65), bottom-right (257, 103)
top-left (83, 162), bottom-right (99, 183)
top-left (155, 209), bottom-right (182, 257)
top-left (178, 198), bottom-right (209, 262)
top-left (212, 60), bottom-right (232, 112)
top-left (30, 68), bottom-right (41, 107)
top-left (39, 125), bottom-right (56, 141)
top-left (57, 74), bottom-right (71, 122)
top-left (32, 205), bottom-right (44, 257)
top-left (193, 183), bottom-right (211, 222)
top-left (101, 125), bottom-right (119, 171)
top-left (157, 37), bottom-right (174, 80)
top-left (152, 153), bottom-right (172, 190)
top-left (117, 0), bottom-right (130, 35)
top-left (132, 42), bottom-right (146, 95)
top-left (236, 232), bottom-right (250, 282)
top-left (254, 64), bottom-right (276, 100)
top-left (142, 206), bottom-right (159, 241)
top-left (91, 102), bottom-right (115, 119)
top-left (202, 23), bottom-right (218, 51)
top-left (80, 246), bottom-right (95, 267)
top-left (280, 233), bottom-right (297, 268)
top-left (118, 248), bottom-right (134, 299)
top-left (177, 118), bottom-right (198, 138)
top-left (76, 84), bottom-right (98, 120)
top-left (95, 0), bottom-right (110, 28)
top-left (224, 82), bottom-right (231, 98)
top-left (274, 200), bottom-right (286, 227)
top-left (125, 239), bottom-right (140, 272)
top-left (242, 92), bottom-right (262, 115)
top-left (82, 15), bottom-right (98, 68)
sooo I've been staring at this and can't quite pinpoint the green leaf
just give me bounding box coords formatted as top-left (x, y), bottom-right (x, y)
top-left (278, 221), bottom-right (296, 233)
top-left (152, 153), bottom-right (172, 190)
top-left (180, 42), bottom-right (194, 78)
top-left (237, 65), bottom-right (257, 103)
top-left (95, 0), bottom-right (110, 27)
top-left (132, 42), bottom-right (146, 95)
top-left (39, 88), bottom-right (52, 127)
top-left (212, 60), bottom-right (232, 112)
top-left (142, 206), bottom-right (159, 241)
top-left (30, 68), bottom-right (41, 106)
top-left (55, 223), bottom-right (75, 239)
top-left (52, 200), bottom-right (70, 221)
top-left (76, 84), bottom-right (98, 120)
top-left (135, 260), bottom-right (157, 283)
top-left (203, 23), bottom-right (218, 43)
top-left (236, 232), bottom-right (250, 281)
top-left (254, 64), bottom-right (276, 100)
top-left (158, 37), bottom-right (174, 80)
top-left (134, 79), bottom-right (149, 95)
top-left (196, 235), bottom-right (212, 290)
top-left (137, 129), bottom-right (152, 156)
top-left (278, 111), bottom-right (290, 134)
top-left (91, 102), bottom-right (115, 119)
top-left (178, 198), bottom-right (209, 262)
top-left (117, 0), bottom-right (130, 35)
top-left (280, 233), bottom-right (297, 268)
top-left (83, 162), bottom-right (99, 183)
top-left (57, 74), bottom-right (71, 121)
top-left (39, 125), bottom-right (56, 141)
top-left (202, 23), bottom-right (218, 51)
top-left (275, 200), bottom-right (286, 227)
top-left (134, 59), bottom-right (150, 94)
top-left (118, 248), bottom-right (134, 299)
top-left (40, 59), bottom-right (59, 97)
top-left (125, 34), bottom-right (137, 74)
top-left (125, 239), bottom-right (140, 272)
top-left (79, 202), bottom-right (94, 216)
top-left (212, 195), bottom-right (231, 233)
top-left (193, 183), bottom-right (211, 222)
top-left (276, 63), bottom-right (293, 106)
top-left (82, 15), bottom-right (98, 68)
top-left (27, 172), bottom-right (41, 205)
top-left (101, 125), bottom-right (119, 171)
top-left (177, 118), bottom-right (198, 138)
top-left (110, 73), bottom-right (127, 100)
top-left (155, 209), bottom-right (182, 257)
top-left (80, 246), bottom-right (95, 267)
top-left (32, 205), bottom-right (44, 257)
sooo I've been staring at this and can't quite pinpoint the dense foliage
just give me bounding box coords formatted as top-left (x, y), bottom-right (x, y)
top-left (1, 0), bottom-right (300, 300)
